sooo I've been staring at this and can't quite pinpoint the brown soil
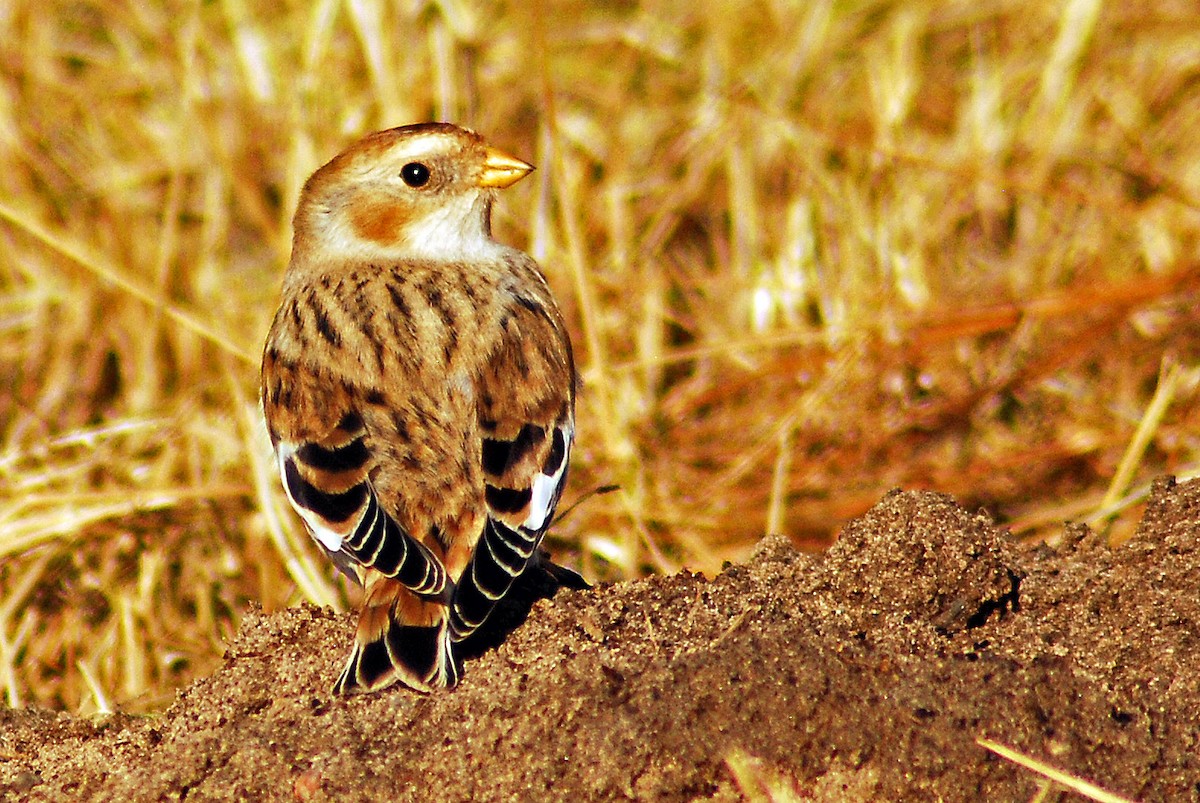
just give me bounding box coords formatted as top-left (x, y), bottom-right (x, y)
top-left (3, 480), bottom-right (1200, 802)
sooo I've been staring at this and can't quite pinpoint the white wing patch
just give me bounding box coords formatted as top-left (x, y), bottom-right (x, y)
top-left (523, 424), bottom-right (572, 531)
top-left (277, 441), bottom-right (354, 553)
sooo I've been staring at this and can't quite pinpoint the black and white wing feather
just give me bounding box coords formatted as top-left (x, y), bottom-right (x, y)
top-left (263, 394), bottom-right (447, 599)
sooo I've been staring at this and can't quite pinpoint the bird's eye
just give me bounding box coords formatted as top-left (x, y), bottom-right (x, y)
top-left (401, 162), bottom-right (431, 188)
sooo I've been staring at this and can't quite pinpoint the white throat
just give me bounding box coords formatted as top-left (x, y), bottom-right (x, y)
top-left (398, 193), bottom-right (505, 261)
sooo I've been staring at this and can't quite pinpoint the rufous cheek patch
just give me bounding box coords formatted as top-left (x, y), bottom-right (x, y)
top-left (349, 197), bottom-right (410, 246)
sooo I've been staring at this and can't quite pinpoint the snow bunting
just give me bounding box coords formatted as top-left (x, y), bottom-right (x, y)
top-left (261, 123), bottom-right (584, 694)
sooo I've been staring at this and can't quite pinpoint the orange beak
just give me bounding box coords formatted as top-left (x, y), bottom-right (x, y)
top-left (479, 147), bottom-right (534, 189)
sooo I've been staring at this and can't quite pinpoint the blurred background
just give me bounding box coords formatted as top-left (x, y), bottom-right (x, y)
top-left (2, 0), bottom-right (1199, 712)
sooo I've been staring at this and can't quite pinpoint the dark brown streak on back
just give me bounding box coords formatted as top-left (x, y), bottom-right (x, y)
top-left (329, 278), bottom-right (382, 370)
top-left (287, 300), bottom-right (306, 350)
top-left (496, 326), bottom-right (530, 379)
top-left (307, 289), bottom-right (343, 348)
top-left (386, 281), bottom-right (417, 334)
top-left (512, 294), bottom-right (544, 315)
top-left (359, 315), bottom-right (385, 373)
top-left (425, 286), bottom-right (459, 361)
top-left (349, 274), bottom-right (377, 321)
top-left (390, 411), bottom-right (411, 443)
top-left (411, 404), bottom-right (433, 431)
top-left (354, 271), bottom-right (371, 293)
top-left (461, 281), bottom-right (479, 304)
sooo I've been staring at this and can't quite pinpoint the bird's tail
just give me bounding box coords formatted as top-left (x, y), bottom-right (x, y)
top-left (333, 578), bottom-right (458, 694)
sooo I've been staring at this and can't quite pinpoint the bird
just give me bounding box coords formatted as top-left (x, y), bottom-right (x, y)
top-left (260, 122), bottom-right (584, 694)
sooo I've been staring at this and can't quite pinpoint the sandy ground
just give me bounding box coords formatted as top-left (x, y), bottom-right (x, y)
top-left (2, 480), bottom-right (1199, 801)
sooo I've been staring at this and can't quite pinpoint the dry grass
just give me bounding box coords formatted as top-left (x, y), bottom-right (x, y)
top-left (2, 0), bottom-right (1200, 712)
top-left (977, 739), bottom-right (1136, 803)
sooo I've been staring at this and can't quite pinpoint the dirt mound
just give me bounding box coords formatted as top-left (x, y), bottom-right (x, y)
top-left (3, 482), bottom-right (1199, 801)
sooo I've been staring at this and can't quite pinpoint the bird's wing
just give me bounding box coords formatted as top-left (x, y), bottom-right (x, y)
top-left (448, 289), bottom-right (576, 641)
top-left (262, 352), bottom-right (447, 598)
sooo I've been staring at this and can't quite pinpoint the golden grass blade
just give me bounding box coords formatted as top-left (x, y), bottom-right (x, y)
top-left (1036, 0), bottom-right (1102, 119)
top-left (1084, 463), bottom-right (1200, 531)
top-left (0, 552), bottom-right (51, 632)
top-left (1029, 779), bottom-right (1057, 803)
top-left (222, 0), bottom-right (276, 102)
top-left (766, 419), bottom-right (794, 537)
top-left (0, 495), bottom-right (184, 560)
top-left (118, 595), bottom-right (146, 700)
top-left (0, 613), bottom-right (33, 709)
top-left (344, 0), bottom-right (395, 120)
top-left (1096, 360), bottom-right (1198, 519)
top-left (725, 747), bottom-right (803, 803)
top-left (977, 738), bottom-right (1136, 803)
top-left (0, 557), bottom-right (47, 707)
top-left (0, 201), bottom-right (256, 365)
top-left (76, 660), bottom-right (113, 717)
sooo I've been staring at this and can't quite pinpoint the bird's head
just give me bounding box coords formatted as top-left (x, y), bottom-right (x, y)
top-left (292, 123), bottom-right (534, 264)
